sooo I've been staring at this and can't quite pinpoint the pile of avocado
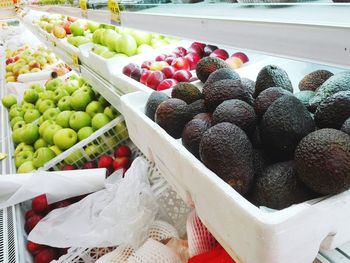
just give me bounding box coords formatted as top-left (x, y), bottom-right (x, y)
top-left (145, 56), bottom-right (350, 210)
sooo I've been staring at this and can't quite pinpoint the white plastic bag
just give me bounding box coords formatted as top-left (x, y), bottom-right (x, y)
top-left (0, 169), bottom-right (106, 210)
top-left (29, 157), bottom-right (159, 248)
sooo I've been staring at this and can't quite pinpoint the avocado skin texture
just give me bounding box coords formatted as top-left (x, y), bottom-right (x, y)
top-left (241, 78), bottom-right (256, 96)
top-left (309, 71), bottom-right (350, 112)
top-left (199, 122), bottom-right (254, 195)
top-left (204, 68), bottom-right (240, 87)
top-left (182, 118), bottom-right (212, 158)
top-left (294, 90), bottom-right (315, 109)
top-left (155, 98), bottom-right (191, 139)
top-left (299, 70), bottom-right (333, 91)
top-left (193, 113), bottom-right (213, 125)
top-left (171, 83), bottom-right (202, 104)
top-left (187, 99), bottom-right (207, 118)
top-left (314, 91), bottom-right (350, 129)
top-left (203, 79), bottom-right (254, 112)
top-left (213, 99), bottom-right (256, 136)
top-left (261, 95), bottom-right (315, 161)
top-left (145, 92), bottom-right (169, 121)
top-left (254, 65), bottom-right (293, 97)
top-left (251, 161), bottom-right (315, 209)
top-left (251, 126), bottom-right (263, 149)
top-left (252, 149), bottom-right (270, 178)
top-left (196, 57), bottom-right (231, 83)
top-left (295, 128), bottom-right (350, 195)
top-left (342, 117), bottom-right (350, 135)
top-left (254, 87), bottom-right (292, 118)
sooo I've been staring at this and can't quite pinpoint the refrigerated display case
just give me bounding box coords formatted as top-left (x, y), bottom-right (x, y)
top-left (1, 2), bottom-right (350, 263)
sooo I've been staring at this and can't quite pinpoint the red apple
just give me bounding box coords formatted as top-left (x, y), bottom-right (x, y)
top-left (232, 52), bottom-right (249, 63)
top-left (161, 66), bottom-right (176, 78)
top-left (113, 157), bottom-right (130, 171)
top-left (225, 57), bottom-right (243, 69)
top-left (157, 79), bottom-right (178, 91)
top-left (155, 54), bottom-right (167, 61)
top-left (25, 214), bottom-right (43, 234)
top-left (141, 60), bottom-right (153, 70)
top-left (172, 47), bottom-right (187, 57)
top-left (63, 21), bottom-right (71, 34)
top-left (67, 16), bottom-right (77, 22)
top-left (164, 56), bottom-right (175, 65)
top-left (34, 248), bottom-right (58, 263)
top-left (27, 241), bottom-right (47, 256)
top-left (210, 49), bottom-right (229, 60)
top-left (188, 46), bottom-right (203, 57)
top-left (58, 248), bottom-right (69, 257)
top-left (122, 63), bottom-right (140, 77)
top-left (140, 70), bottom-right (152, 85)
top-left (54, 200), bottom-right (71, 209)
top-left (185, 52), bottom-right (201, 70)
top-left (25, 210), bottom-right (36, 220)
top-left (98, 155), bottom-right (114, 169)
top-left (130, 67), bottom-right (143, 82)
top-left (62, 164), bottom-right (75, 170)
top-left (13, 56), bottom-right (20, 62)
top-left (173, 70), bottom-right (192, 82)
top-left (6, 58), bottom-right (14, 65)
top-left (114, 145), bottom-right (132, 158)
top-left (82, 161), bottom-right (97, 169)
top-left (146, 71), bottom-right (166, 90)
top-left (106, 167), bottom-right (114, 177)
top-left (203, 45), bottom-right (218, 56)
top-left (32, 195), bottom-right (48, 214)
top-left (190, 42), bottom-right (206, 51)
top-left (171, 57), bottom-right (190, 71)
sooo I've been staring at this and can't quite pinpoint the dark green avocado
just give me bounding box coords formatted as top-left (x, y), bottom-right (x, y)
top-left (204, 68), bottom-right (240, 87)
top-left (196, 57), bottom-right (231, 83)
top-left (171, 83), bottom-right (202, 104)
top-left (341, 117), bottom-right (350, 135)
top-left (299, 70), bottom-right (333, 91)
top-left (145, 91), bottom-right (170, 121)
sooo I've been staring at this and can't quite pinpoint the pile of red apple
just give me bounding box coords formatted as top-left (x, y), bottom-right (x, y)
top-left (122, 42), bottom-right (249, 91)
top-left (62, 144), bottom-right (132, 176)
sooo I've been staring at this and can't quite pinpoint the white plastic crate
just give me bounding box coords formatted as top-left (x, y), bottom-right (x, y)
top-left (120, 89), bottom-right (350, 263)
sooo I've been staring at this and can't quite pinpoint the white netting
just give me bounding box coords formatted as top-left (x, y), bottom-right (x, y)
top-left (148, 220), bottom-right (179, 242)
top-left (109, 245), bottom-right (135, 263)
top-left (187, 211), bottom-right (218, 257)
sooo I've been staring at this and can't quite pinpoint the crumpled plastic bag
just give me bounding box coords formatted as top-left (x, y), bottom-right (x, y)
top-left (0, 169), bottom-right (106, 210)
top-left (29, 157), bottom-right (159, 248)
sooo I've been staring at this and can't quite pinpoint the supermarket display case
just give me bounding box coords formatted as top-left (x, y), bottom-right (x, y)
top-left (1, 2), bottom-right (350, 263)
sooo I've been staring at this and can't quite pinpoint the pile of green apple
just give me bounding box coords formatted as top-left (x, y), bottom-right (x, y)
top-left (1, 75), bottom-right (121, 173)
top-left (5, 46), bottom-right (57, 82)
top-left (91, 25), bottom-right (178, 59)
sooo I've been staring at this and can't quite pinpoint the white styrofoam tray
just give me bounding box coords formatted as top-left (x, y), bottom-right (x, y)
top-left (120, 59), bottom-right (350, 263)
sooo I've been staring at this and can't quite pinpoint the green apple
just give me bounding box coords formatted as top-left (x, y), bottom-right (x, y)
top-left (34, 138), bottom-right (48, 150)
top-left (10, 104), bottom-right (19, 110)
top-left (14, 143), bottom-right (34, 156)
top-left (24, 109), bottom-right (41, 123)
top-left (12, 127), bottom-right (24, 144)
top-left (115, 121), bottom-right (129, 140)
top-left (45, 23), bottom-right (54, 33)
top-left (88, 21), bottom-right (99, 33)
top-left (84, 144), bottom-right (100, 157)
top-left (38, 116), bottom-right (45, 125)
top-left (2, 95), bottom-right (17, 108)
top-left (69, 111), bottom-right (91, 131)
top-left (77, 126), bottom-right (94, 141)
top-left (43, 108), bottom-right (61, 121)
top-left (9, 107), bottom-right (24, 120)
top-left (103, 106), bottom-right (119, 119)
top-left (136, 44), bottom-right (153, 54)
top-left (57, 96), bottom-right (72, 111)
top-left (32, 147), bottom-right (56, 168)
top-left (85, 101), bottom-right (103, 117)
top-left (151, 39), bottom-right (169, 49)
top-left (101, 29), bottom-right (120, 51)
top-left (45, 78), bottom-right (63, 91)
top-left (43, 124), bottom-right (62, 145)
top-left (79, 85), bottom-right (95, 98)
top-left (92, 28), bottom-right (105, 44)
top-left (92, 44), bottom-right (108, 55)
top-left (13, 121), bottom-right (26, 131)
top-left (64, 150), bottom-right (83, 165)
top-left (15, 150), bottom-right (34, 168)
top-left (56, 111), bottom-right (73, 128)
top-left (39, 120), bottom-right (56, 136)
top-left (91, 113), bottom-right (110, 130)
top-left (101, 135), bottom-right (119, 152)
top-left (115, 34), bottom-right (137, 56)
top-left (49, 145), bottom-right (62, 156)
top-left (40, 90), bottom-right (55, 100)
top-left (131, 30), bottom-right (152, 46)
top-left (101, 50), bottom-right (116, 59)
top-left (21, 123), bottom-right (39, 145)
top-left (35, 98), bottom-right (43, 109)
top-left (21, 102), bottom-right (35, 111)
top-left (70, 90), bottom-right (92, 111)
top-left (10, 116), bottom-right (24, 129)
top-left (23, 89), bottom-right (39, 104)
top-left (30, 83), bottom-right (44, 93)
top-left (53, 128), bottom-right (77, 150)
top-left (62, 79), bottom-right (80, 95)
top-left (17, 161), bottom-right (35, 173)
top-left (98, 96), bottom-right (109, 108)
top-left (53, 88), bottom-right (69, 103)
top-left (70, 22), bottom-right (84, 36)
top-left (72, 36), bottom-right (90, 47)
top-left (69, 75), bottom-right (85, 87)
top-left (38, 99), bottom-right (55, 114)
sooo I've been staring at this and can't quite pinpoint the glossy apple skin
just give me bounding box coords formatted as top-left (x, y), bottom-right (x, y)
top-left (157, 79), bottom-right (178, 91)
top-left (122, 63), bottom-right (140, 77)
top-left (209, 49), bottom-right (229, 60)
top-left (172, 47), bottom-right (187, 57)
top-left (155, 54), bottom-right (167, 61)
top-left (171, 57), bottom-right (190, 71)
top-left (225, 57), bottom-right (243, 69)
top-left (185, 52), bottom-right (201, 70)
top-left (146, 71), bottom-right (166, 90)
top-left (232, 52), bottom-right (249, 63)
top-left (140, 70), bottom-right (152, 85)
top-left (161, 66), bottom-right (176, 78)
top-left (173, 70), bottom-right (192, 82)
top-left (141, 60), bottom-right (153, 70)
top-left (203, 44), bottom-right (218, 56)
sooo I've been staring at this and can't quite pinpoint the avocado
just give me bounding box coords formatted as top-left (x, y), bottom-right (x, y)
top-left (199, 122), bottom-right (254, 195)
top-left (294, 90), bottom-right (315, 109)
top-left (251, 126), bottom-right (262, 149)
top-left (299, 70), bottom-right (333, 91)
top-left (341, 117), bottom-right (350, 135)
top-left (171, 83), bottom-right (202, 104)
top-left (254, 65), bottom-right (293, 97)
top-left (261, 95), bottom-right (315, 160)
top-left (241, 78), bottom-right (256, 96)
top-left (309, 71), bottom-right (350, 112)
top-left (204, 68), bottom-right (240, 87)
top-left (187, 99), bottom-right (207, 118)
top-left (251, 161), bottom-right (316, 209)
top-left (145, 92), bottom-right (170, 121)
top-left (196, 57), bottom-right (231, 83)
top-left (155, 98), bottom-right (191, 139)
top-left (295, 128), bottom-right (350, 195)
top-left (182, 118), bottom-right (212, 158)
top-left (213, 99), bottom-right (256, 136)
top-left (193, 113), bottom-right (213, 125)
top-left (314, 91), bottom-right (350, 129)
top-left (252, 149), bottom-right (269, 177)
top-left (203, 79), bottom-right (254, 112)
top-left (254, 87), bottom-right (292, 118)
